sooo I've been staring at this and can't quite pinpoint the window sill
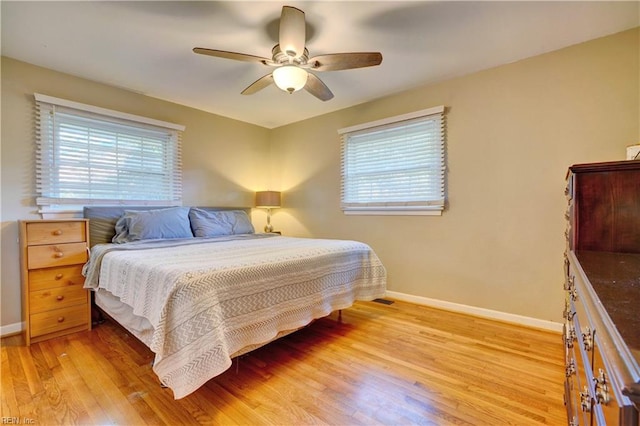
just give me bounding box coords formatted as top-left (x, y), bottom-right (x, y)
top-left (343, 209), bottom-right (442, 216)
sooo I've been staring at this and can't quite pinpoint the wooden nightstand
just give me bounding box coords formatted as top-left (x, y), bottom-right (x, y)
top-left (19, 219), bottom-right (91, 345)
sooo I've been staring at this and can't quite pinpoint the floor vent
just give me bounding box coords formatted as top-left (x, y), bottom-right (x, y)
top-left (372, 298), bottom-right (394, 305)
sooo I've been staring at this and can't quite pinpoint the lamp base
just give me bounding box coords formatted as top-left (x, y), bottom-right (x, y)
top-left (264, 208), bottom-right (274, 233)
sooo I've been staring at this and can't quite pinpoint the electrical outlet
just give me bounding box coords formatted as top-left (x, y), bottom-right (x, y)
top-left (627, 144), bottom-right (640, 160)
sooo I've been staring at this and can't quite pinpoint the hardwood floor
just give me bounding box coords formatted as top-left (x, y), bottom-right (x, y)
top-left (1, 300), bottom-right (566, 425)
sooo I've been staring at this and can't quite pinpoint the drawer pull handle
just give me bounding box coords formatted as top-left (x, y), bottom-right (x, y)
top-left (54, 252), bottom-right (64, 258)
top-left (57, 317), bottom-right (65, 323)
top-left (565, 359), bottom-right (576, 377)
top-left (55, 273), bottom-right (63, 280)
top-left (564, 308), bottom-right (575, 322)
top-left (595, 385), bottom-right (610, 405)
top-left (594, 369), bottom-right (611, 405)
top-left (565, 324), bottom-right (576, 349)
top-left (56, 295), bottom-right (64, 301)
top-left (580, 386), bottom-right (592, 412)
top-left (562, 299), bottom-right (575, 321)
top-left (582, 327), bottom-right (593, 351)
top-left (53, 229), bottom-right (63, 236)
top-left (567, 276), bottom-right (577, 301)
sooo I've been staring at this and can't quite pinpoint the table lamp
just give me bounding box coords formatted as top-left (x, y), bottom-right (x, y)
top-left (255, 191), bottom-right (281, 232)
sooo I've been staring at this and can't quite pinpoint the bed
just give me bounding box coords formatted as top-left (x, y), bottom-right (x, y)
top-left (82, 206), bottom-right (386, 399)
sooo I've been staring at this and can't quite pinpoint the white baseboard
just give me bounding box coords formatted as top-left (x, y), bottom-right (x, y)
top-left (385, 291), bottom-right (563, 333)
top-left (2, 295), bottom-right (562, 338)
top-left (0, 322), bottom-right (23, 338)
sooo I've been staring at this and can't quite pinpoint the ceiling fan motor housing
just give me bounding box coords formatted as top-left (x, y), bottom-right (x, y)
top-left (271, 45), bottom-right (309, 66)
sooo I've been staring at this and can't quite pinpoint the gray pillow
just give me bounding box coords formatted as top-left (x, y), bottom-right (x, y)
top-left (189, 208), bottom-right (255, 237)
top-left (112, 207), bottom-right (193, 243)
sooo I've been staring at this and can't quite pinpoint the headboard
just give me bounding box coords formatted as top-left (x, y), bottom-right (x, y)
top-left (83, 206), bottom-right (252, 247)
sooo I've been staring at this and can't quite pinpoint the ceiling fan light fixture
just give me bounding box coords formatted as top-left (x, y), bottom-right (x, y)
top-left (273, 65), bottom-right (308, 94)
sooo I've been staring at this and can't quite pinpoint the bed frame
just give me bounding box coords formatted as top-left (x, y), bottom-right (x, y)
top-left (81, 205), bottom-right (385, 398)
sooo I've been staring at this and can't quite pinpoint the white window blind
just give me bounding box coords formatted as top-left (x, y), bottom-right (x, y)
top-left (34, 94), bottom-right (184, 208)
top-left (339, 106), bottom-right (445, 215)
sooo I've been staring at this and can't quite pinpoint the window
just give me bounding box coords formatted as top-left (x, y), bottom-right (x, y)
top-left (34, 94), bottom-right (184, 211)
top-left (339, 105), bottom-right (446, 215)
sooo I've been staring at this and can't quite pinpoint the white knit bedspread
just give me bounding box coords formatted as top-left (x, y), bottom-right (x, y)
top-left (83, 235), bottom-right (386, 398)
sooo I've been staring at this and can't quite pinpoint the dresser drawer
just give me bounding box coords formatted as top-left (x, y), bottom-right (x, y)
top-left (566, 346), bottom-right (592, 425)
top-left (591, 339), bottom-right (639, 425)
top-left (566, 251), bottom-right (640, 425)
top-left (26, 221), bottom-right (86, 245)
top-left (27, 242), bottom-right (88, 269)
top-left (28, 265), bottom-right (85, 292)
top-left (30, 304), bottom-right (88, 337)
top-left (566, 308), bottom-right (599, 425)
top-left (29, 285), bottom-right (88, 314)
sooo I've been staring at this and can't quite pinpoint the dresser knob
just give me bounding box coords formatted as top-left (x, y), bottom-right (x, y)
top-left (56, 295), bottom-right (64, 301)
top-left (57, 317), bottom-right (65, 323)
top-left (54, 252), bottom-right (64, 258)
top-left (55, 273), bottom-right (63, 280)
top-left (53, 229), bottom-right (63, 236)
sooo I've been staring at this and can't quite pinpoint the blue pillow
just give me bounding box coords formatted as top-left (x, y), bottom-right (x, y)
top-left (189, 208), bottom-right (254, 237)
top-left (112, 207), bottom-right (193, 243)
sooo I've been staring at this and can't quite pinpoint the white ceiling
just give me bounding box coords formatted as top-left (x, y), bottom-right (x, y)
top-left (2, 1), bottom-right (638, 129)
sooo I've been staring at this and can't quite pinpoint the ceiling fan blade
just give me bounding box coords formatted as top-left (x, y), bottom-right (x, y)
top-left (304, 73), bottom-right (334, 101)
top-left (308, 52), bottom-right (383, 71)
top-left (193, 47), bottom-right (271, 65)
top-left (279, 6), bottom-right (306, 58)
top-left (241, 74), bottom-right (274, 95)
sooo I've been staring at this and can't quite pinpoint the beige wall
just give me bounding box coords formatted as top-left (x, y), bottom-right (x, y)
top-left (1, 28), bottom-right (638, 330)
top-left (1, 57), bottom-right (270, 328)
top-left (268, 28), bottom-right (640, 322)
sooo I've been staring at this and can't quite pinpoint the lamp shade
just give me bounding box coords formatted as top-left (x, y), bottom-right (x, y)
top-left (272, 65), bottom-right (308, 94)
top-left (255, 191), bottom-right (281, 208)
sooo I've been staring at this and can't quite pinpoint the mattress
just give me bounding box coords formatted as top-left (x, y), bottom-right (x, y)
top-left (83, 234), bottom-right (386, 398)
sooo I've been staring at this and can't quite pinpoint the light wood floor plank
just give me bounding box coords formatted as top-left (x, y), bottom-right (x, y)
top-left (1, 299), bottom-right (566, 425)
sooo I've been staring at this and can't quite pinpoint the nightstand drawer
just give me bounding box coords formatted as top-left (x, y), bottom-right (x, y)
top-left (26, 221), bottom-right (86, 245)
top-left (30, 305), bottom-right (88, 337)
top-left (28, 265), bottom-right (85, 292)
top-left (20, 219), bottom-right (91, 345)
top-left (27, 242), bottom-right (88, 269)
top-left (29, 285), bottom-right (88, 314)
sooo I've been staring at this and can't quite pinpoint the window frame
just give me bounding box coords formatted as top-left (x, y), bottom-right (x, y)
top-left (338, 105), bottom-right (446, 216)
top-left (34, 93), bottom-right (185, 213)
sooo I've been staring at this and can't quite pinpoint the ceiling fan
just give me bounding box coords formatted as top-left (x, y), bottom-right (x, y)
top-left (193, 6), bottom-right (383, 101)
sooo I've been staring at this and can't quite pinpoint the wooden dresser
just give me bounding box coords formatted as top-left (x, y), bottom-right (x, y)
top-left (563, 160), bottom-right (640, 425)
top-left (19, 219), bottom-right (91, 345)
